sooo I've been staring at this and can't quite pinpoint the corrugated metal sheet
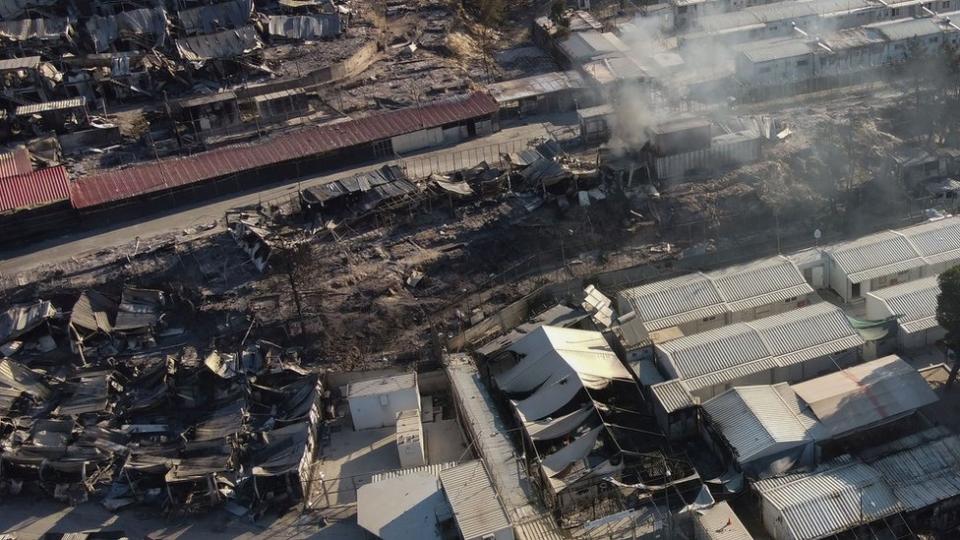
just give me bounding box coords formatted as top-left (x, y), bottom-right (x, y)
top-left (755, 457), bottom-right (901, 540)
top-left (695, 501), bottom-right (754, 540)
top-left (660, 324), bottom-right (769, 380)
top-left (750, 301), bottom-right (864, 366)
top-left (0, 165), bottom-right (68, 213)
top-left (15, 97), bottom-right (86, 116)
top-left (710, 255), bottom-right (812, 313)
top-left (70, 92), bottom-right (498, 209)
top-left (866, 428), bottom-right (960, 511)
top-left (901, 216), bottom-right (960, 265)
top-left (440, 460), bottom-right (512, 540)
top-left (488, 71), bottom-right (583, 103)
top-left (792, 355), bottom-right (938, 438)
top-left (618, 254), bottom-right (810, 332)
top-left (702, 383), bottom-right (819, 462)
top-left (619, 272), bottom-right (725, 332)
top-left (370, 461), bottom-right (457, 483)
top-left (0, 146), bottom-right (33, 178)
top-left (867, 275), bottom-right (940, 335)
top-left (514, 515), bottom-right (565, 540)
top-left (650, 379), bottom-right (695, 413)
top-left (828, 230), bottom-right (922, 282)
top-left (658, 304), bottom-right (863, 396)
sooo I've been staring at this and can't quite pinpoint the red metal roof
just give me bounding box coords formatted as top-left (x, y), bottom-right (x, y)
top-left (0, 147), bottom-right (33, 179)
top-left (0, 165), bottom-right (69, 213)
top-left (70, 92), bottom-right (499, 209)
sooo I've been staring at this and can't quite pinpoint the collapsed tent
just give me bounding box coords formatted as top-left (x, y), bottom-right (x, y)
top-left (0, 301), bottom-right (56, 344)
top-left (175, 26), bottom-right (262, 63)
top-left (266, 14), bottom-right (341, 40)
top-left (178, 0), bottom-right (252, 36)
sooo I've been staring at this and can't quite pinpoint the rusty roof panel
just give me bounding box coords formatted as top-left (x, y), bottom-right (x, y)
top-left (0, 165), bottom-right (69, 213)
top-left (0, 146), bottom-right (33, 179)
top-left (70, 92), bottom-right (496, 209)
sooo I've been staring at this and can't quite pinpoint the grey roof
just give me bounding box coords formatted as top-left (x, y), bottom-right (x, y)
top-left (175, 25), bottom-right (262, 62)
top-left (753, 456), bottom-right (902, 540)
top-left (446, 355), bottom-right (536, 517)
top-left (791, 355), bottom-right (938, 438)
top-left (658, 303), bottom-right (863, 394)
top-left (870, 16), bottom-right (949, 41)
top-left (346, 372), bottom-right (416, 397)
top-left (488, 71), bottom-right (583, 103)
top-left (577, 104), bottom-right (614, 119)
top-left (695, 501), bottom-right (755, 540)
top-left (440, 460), bottom-right (512, 539)
top-left (861, 426), bottom-right (960, 512)
top-left (694, 0), bottom-right (874, 34)
top-left (703, 383), bottom-right (820, 463)
top-left (357, 471), bottom-right (447, 540)
top-left (650, 378), bottom-right (695, 413)
top-left (826, 216), bottom-right (960, 283)
top-left (178, 0), bottom-right (252, 35)
top-left (582, 54), bottom-right (647, 85)
top-left (617, 254), bottom-right (813, 333)
top-left (740, 39), bottom-right (812, 63)
top-left (558, 31), bottom-right (628, 63)
top-left (0, 300), bottom-right (56, 343)
top-left (866, 275), bottom-right (940, 334)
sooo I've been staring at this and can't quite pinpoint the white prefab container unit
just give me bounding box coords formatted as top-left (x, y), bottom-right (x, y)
top-left (824, 216), bottom-right (960, 301)
top-left (347, 373), bottom-right (420, 431)
top-left (616, 254), bottom-right (817, 347)
top-left (865, 275), bottom-right (945, 350)
top-left (396, 408), bottom-right (427, 468)
top-left (649, 303), bottom-right (864, 438)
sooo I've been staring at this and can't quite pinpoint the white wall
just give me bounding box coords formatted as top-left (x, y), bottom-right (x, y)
top-left (349, 387), bottom-right (421, 430)
top-left (391, 127), bottom-right (444, 154)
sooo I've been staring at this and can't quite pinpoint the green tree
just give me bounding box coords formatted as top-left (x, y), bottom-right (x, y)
top-left (550, 0), bottom-right (568, 26)
top-left (936, 266), bottom-right (960, 388)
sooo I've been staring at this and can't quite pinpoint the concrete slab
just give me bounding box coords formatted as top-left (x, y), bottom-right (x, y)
top-left (315, 425), bottom-right (401, 507)
top-left (424, 419), bottom-right (467, 464)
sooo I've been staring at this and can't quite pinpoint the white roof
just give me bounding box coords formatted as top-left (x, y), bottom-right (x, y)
top-left (791, 355), bottom-right (938, 438)
top-left (695, 501), bottom-right (755, 540)
top-left (702, 383), bottom-right (820, 463)
top-left (440, 460), bottom-right (513, 540)
top-left (496, 326), bottom-right (632, 397)
top-left (357, 472), bottom-right (447, 540)
top-left (866, 275), bottom-right (940, 334)
top-left (658, 303), bottom-right (863, 394)
top-left (347, 372), bottom-right (416, 398)
top-left (754, 456), bottom-right (902, 540)
top-left (826, 216), bottom-right (960, 283)
top-left (617, 254), bottom-right (812, 333)
top-left (862, 427), bottom-right (960, 512)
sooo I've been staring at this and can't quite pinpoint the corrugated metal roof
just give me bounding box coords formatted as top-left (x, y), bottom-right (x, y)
top-left (792, 355), bottom-right (938, 438)
top-left (514, 515), bottom-right (566, 540)
top-left (617, 255), bottom-right (812, 333)
top-left (755, 457), bottom-right (902, 540)
top-left (866, 275), bottom-right (940, 335)
top-left (865, 428), bottom-right (960, 512)
top-left (694, 0), bottom-right (873, 34)
top-left (15, 96), bottom-right (86, 116)
top-left (703, 383), bottom-right (820, 463)
top-left (871, 17), bottom-right (947, 41)
top-left (826, 217), bottom-right (960, 283)
top-left (0, 165), bottom-right (69, 213)
top-left (370, 461), bottom-right (457, 482)
top-left (488, 71), bottom-right (583, 103)
top-left (70, 92), bottom-right (498, 209)
top-left (657, 303), bottom-right (863, 398)
top-left (0, 146), bottom-right (33, 179)
top-left (650, 379), bottom-right (695, 413)
top-left (558, 31), bottom-right (628, 62)
top-left (440, 460), bottom-right (512, 539)
top-left (900, 216), bottom-right (960, 266)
